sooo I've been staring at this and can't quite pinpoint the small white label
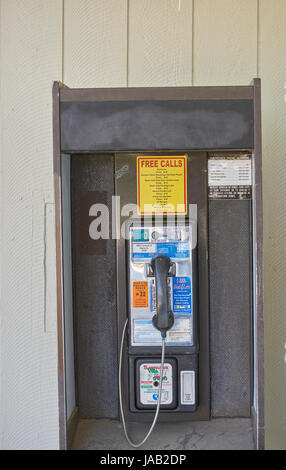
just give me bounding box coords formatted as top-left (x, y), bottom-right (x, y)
top-left (133, 319), bottom-right (161, 344)
top-left (180, 370), bottom-right (195, 405)
top-left (140, 363), bottom-right (173, 405)
top-left (208, 159), bottom-right (252, 186)
top-left (166, 317), bottom-right (191, 343)
top-left (132, 242), bottom-right (156, 254)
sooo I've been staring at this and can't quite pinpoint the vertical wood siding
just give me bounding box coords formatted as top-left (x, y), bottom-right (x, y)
top-left (0, 0), bottom-right (63, 450)
top-left (259, 0), bottom-right (286, 450)
top-left (193, 0), bottom-right (258, 85)
top-left (63, 0), bottom-right (128, 87)
top-left (128, 0), bottom-right (193, 86)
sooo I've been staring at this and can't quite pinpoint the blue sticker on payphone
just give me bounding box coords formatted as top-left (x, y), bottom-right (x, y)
top-left (156, 242), bottom-right (189, 258)
top-left (132, 229), bottom-right (150, 242)
top-left (172, 277), bottom-right (192, 314)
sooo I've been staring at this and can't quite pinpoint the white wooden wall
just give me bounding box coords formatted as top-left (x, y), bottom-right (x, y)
top-left (0, 0), bottom-right (286, 450)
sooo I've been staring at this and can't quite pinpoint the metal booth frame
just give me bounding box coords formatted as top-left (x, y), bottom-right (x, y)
top-left (52, 80), bottom-right (263, 450)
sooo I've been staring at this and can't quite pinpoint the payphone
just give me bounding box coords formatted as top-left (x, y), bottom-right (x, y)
top-left (119, 220), bottom-right (199, 446)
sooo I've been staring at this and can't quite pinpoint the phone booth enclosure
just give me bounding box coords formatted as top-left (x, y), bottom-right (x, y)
top-left (54, 81), bottom-right (263, 449)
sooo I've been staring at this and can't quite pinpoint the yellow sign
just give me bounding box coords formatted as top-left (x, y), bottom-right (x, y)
top-left (137, 155), bottom-right (187, 215)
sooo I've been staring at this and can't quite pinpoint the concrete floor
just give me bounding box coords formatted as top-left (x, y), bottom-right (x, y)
top-left (71, 418), bottom-right (255, 450)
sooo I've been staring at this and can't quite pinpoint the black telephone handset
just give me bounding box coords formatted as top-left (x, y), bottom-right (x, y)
top-left (151, 255), bottom-right (175, 338)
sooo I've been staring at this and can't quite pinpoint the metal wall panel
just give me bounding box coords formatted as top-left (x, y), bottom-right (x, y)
top-left (209, 200), bottom-right (252, 417)
top-left (71, 154), bottom-right (118, 418)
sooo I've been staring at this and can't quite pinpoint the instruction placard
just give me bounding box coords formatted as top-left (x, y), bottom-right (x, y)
top-left (139, 363), bottom-right (173, 405)
top-left (208, 154), bottom-right (252, 199)
top-left (137, 155), bottom-right (187, 215)
top-left (166, 317), bottom-right (192, 344)
top-left (133, 318), bottom-right (192, 345)
top-left (133, 281), bottom-right (148, 308)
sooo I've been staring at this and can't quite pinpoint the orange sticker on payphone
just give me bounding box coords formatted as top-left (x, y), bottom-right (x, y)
top-left (133, 281), bottom-right (148, 308)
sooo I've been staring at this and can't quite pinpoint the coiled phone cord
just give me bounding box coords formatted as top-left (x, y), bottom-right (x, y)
top-left (119, 317), bottom-right (166, 448)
